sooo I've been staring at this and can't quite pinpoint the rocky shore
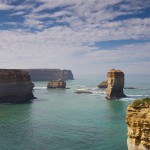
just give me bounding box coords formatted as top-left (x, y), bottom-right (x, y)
top-left (126, 98), bottom-right (150, 150)
top-left (0, 69), bottom-right (35, 103)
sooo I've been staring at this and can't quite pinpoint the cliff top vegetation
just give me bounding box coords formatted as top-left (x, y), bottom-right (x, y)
top-left (131, 98), bottom-right (150, 108)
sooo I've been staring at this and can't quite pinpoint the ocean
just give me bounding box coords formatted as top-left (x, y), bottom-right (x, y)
top-left (0, 74), bottom-right (150, 150)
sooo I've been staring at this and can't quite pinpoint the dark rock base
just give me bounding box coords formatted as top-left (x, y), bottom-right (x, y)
top-left (106, 89), bottom-right (126, 100)
top-left (0, 93), bottom-right (35, 103)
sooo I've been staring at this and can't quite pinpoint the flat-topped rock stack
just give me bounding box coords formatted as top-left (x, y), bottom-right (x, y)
top-left (98, 80), bottom-right (108, 88)
top-left (0, 69), bottom-right (35, 103)
top-left (126, 98), bottom-right (150, 150)
top-left (106, 69), bottom-right (126, 100)
top-left (47, 79), bottom-right (66, 88)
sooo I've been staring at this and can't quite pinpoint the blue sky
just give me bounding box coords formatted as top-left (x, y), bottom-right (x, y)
top-left (0, 0), bottom-right (150, 75)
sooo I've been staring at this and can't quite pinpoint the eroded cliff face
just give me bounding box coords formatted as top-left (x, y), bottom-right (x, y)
top-left (25, 69), bottom-right (74, 81)
top-left (126, 103), bottom-right (150, 150)
top-left (0, 69), bottom-right (35, 103)
top-left (105, 69), bottom-right (126, 100)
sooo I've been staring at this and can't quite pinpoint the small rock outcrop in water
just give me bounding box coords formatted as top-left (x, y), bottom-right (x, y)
top-left (75, 89), bottom-right (92, 94)
top-left (24, 69), bottom-right (74, 81)
top-left (126, 98), bottom-right (150, 150)
top-left (98, 80), bottom-right (108, 88)
top-left (0, 69), bottom-right (35, 103)
top-left (105, 69), bottom-right (126, 100)
top-left (47, 79), bottom-right (66, 88)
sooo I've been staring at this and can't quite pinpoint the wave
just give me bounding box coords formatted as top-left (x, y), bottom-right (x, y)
top-left (120, 94), bottom-right (150, 101)
top-left (34, 87), bottom-right (47, 90)
top-left (92, 91), bottom-right (106, 96)
top-left (127, 94), bottom-right (149, 97)
top-left (75, 86), bottom-right (106, 96)
top-left (120, 98), bottom-right (136, 101)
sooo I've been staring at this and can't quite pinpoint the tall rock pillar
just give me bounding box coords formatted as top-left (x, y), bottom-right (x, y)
top-left (105, 69), bottom-right (126, 100)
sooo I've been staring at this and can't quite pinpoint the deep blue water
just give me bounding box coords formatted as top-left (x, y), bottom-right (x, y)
top-left (0, 75), bottom-right (150, 150)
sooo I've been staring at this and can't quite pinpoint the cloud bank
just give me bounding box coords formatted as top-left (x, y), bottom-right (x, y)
top-left (0, 0), bottom-right (150, 75)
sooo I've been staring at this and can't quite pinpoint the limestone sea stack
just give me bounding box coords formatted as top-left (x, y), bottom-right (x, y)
top-left (98, 80), bottom-right (108, 88)
top-left (105, 69), bottom-right (126, 100)
top-left (0, 69), bottom-right (35, 103)
top-left (47, 79), bottom-right (66, 88)
top-left (126, 98), bottom-right (150, 150)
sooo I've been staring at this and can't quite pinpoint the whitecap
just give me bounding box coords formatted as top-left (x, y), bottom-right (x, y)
top-left (75, 88), bottom-right (93, 94)
top-left (120, 94), bottom-right (150, 101)
top-left (127, 94), bottom-right (149, 98)
top-left (120, 98), bottom-right (136, 101)
top-left (127, 94), bottom-right (143, 97)
top-left (34, 87), bottom-right (47, 90)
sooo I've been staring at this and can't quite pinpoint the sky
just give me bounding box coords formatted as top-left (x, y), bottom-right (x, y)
top-left (0, 0), bottom-right (150, 76)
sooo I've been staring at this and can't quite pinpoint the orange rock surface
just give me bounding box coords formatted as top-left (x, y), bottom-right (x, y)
top-left (106, 69), bottom-right (126, 99)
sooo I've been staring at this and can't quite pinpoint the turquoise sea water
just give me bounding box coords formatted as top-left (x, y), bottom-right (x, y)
top-left (0, 75), bottom-right (150, 150)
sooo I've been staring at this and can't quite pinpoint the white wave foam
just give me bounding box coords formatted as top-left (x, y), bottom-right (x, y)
top-left (127, 94), bottom-right (149, 97)
top-left (120, 98), bottom-right (136, 101)
top-left (121, 94), bottom-right (150, 101)
top-left (74, 85), bottom-right (107, 96)
top-left (127, 94), bottom-right (143, 97)
top-left (75, 88), bottom-right (92, 94)
top-left (76, 85), bottom-right (86, 88)
top-left (34, 87), bottom-right (47, 90)
top-left (88, 87), bottom-right (99, 90)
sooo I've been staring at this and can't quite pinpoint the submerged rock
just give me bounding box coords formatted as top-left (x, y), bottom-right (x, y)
top-left (47, 79), bottom-right (66, 88)
top-left (98, 80), bottom-right (108, 88)
top-left (126, 98), bottom-right (150, 150)
top-left (105, 69), bottom-right (126, 100)
top-left (75, 88), bottom-right (92, 94)
top-left (0, 69), bottom-right (35, 103)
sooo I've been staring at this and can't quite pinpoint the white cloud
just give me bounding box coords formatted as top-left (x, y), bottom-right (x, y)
top-left (119, 0), bottom-right (150, 11)
top-left (0, 3), bottom-right (13, 10)
top-left (0, 28), bottom-right (150, 75)
top-left (11, 11), bottom-right (26, 16)
top-left (0, 0), bottom-right (150, 75)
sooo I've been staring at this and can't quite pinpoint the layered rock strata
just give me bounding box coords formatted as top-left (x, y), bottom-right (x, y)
top-left (0, 69), bottom-right (35, 103)
top-left (47, 79), bottom-right (66, 88)
top-left (25, 69), bottom-right (74, 81)
top-left (105, 69), bottom-right (126, 99)
top-left (126, 99), bottom-right (150, 150)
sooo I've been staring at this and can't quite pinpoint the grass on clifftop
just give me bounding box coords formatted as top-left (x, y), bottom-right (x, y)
top-left (131, 98), bottom-right (150, 108)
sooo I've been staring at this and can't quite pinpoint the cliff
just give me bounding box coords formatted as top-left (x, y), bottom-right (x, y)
top-left (0, 69), bottom-right (35, 103)
top-left (24, 69), bottom-right (74, 81)
top-left (126, 98), bottom-right (150, 150)
top-left (105, 69), bottom-right (126, 100)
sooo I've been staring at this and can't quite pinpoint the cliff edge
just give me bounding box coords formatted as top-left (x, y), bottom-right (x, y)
top-left (126, 98), bottom-right (150, 150)
top-left (0, 69), bottom-right (35, 103)
top-left (25, 69), bottom-right (74, 81)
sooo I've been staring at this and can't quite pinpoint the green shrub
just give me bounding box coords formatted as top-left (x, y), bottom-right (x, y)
top-left (131, 98), bottom-right (150, 108)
